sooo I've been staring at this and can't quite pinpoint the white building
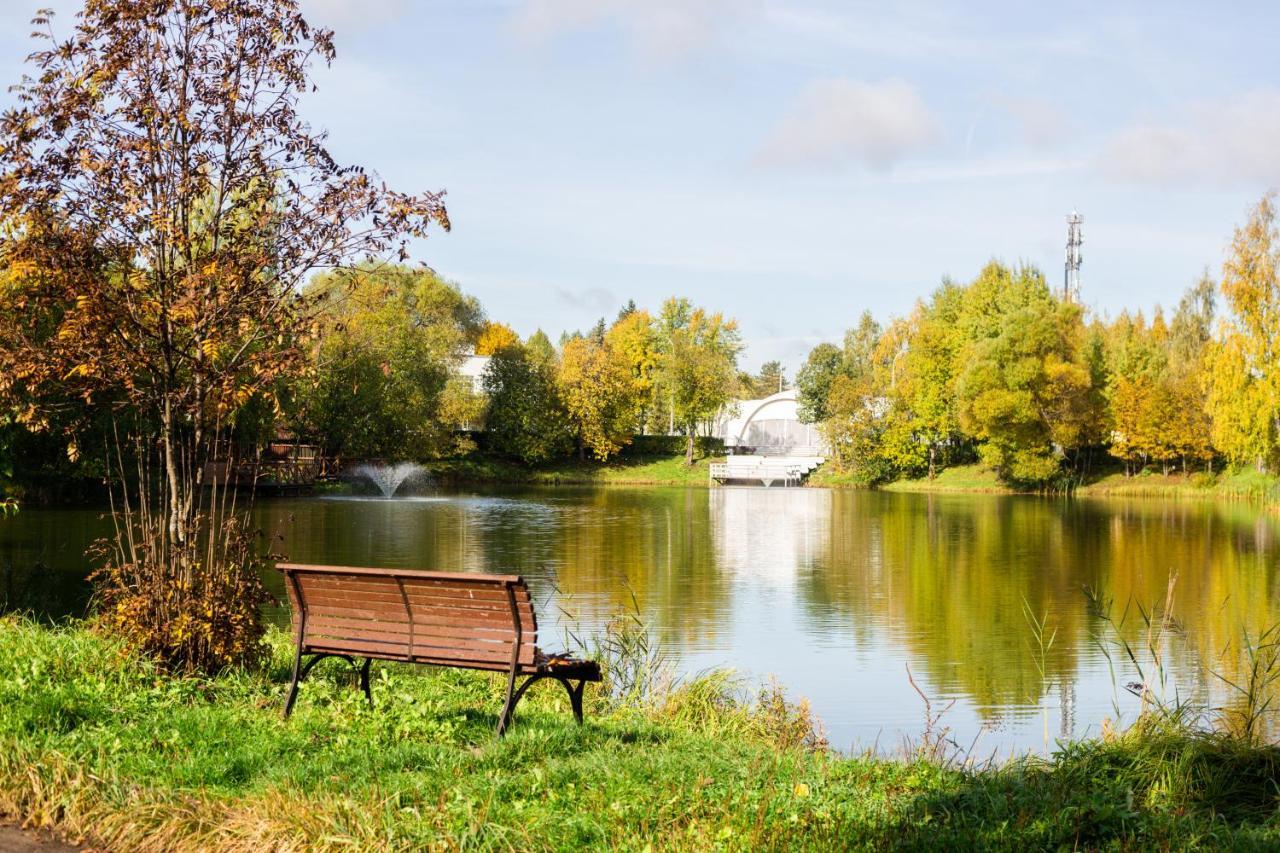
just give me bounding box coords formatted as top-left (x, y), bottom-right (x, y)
top-left (455, 354), bottom-right (491, 391)
top-left (714, 390), bottom-right (825, 455)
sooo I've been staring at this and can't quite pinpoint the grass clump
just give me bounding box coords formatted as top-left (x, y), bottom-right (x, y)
top-left (5, 616), bottom-right (1280, 849)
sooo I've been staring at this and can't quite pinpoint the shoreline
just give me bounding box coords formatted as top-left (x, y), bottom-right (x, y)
top-left (418, 456), bottom-right (1280, 510)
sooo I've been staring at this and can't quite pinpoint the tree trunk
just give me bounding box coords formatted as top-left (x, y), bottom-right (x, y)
top-left (161, 397), bottom-right (185, 549)
top-left (928, 445), bottom-right (936, 480)
top-left (685, 430), bottom-right (694, 466)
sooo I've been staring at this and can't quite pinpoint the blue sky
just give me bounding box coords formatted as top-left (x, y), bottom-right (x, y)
top-left (2, 1), bottom-right (1278, 372)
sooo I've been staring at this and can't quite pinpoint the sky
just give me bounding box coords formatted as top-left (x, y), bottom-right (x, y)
top-left (1, 1), bottom-right (1278, 372)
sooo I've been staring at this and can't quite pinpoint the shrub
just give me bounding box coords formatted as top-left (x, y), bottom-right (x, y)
top-left (92, 510), bottom-right (270, 674)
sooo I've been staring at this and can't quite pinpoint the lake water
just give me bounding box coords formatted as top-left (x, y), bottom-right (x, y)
top-left (3, 485), bottom-right (1278, 756)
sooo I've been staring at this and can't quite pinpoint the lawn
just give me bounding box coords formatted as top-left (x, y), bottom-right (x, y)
top-left (427, 453), bottom-right (725, 488)
top-left (4, 618), bottom-right (1280, 850)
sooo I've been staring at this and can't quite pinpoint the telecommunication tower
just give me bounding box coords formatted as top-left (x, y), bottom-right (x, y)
top-left (1064, 210), bottom-right (1083, 303)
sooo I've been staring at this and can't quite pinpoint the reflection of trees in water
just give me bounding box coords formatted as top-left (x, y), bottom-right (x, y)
top-left (538, 488), bottom-right (730, 649)
top-left (798, 492), bottom-right (1098, 713)
top-left (794, 492), bottom-right (1280, 722)
top-left (1082, 499), bottom-right (1280, 723)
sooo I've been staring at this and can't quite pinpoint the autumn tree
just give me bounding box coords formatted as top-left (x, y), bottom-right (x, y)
top-left (885, 285), bottom-right (965, 478)
top-left (557, 334), bottom-right (640, 460)
top-left (475, 321), bottom-right (520, 356)
top-left (605, 307), bottom-right (659, 431)
top-left (1206, 194), bottom-right (1280, 472)
top-left (0, 1), bottom-right (448, 670)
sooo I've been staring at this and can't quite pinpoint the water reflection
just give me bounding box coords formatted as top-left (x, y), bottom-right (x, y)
top-left (2, 487), bottom-right (1279, 753)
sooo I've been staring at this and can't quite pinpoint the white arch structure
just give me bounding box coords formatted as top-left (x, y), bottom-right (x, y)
top-left (716, 391), bottom-right (825, 455)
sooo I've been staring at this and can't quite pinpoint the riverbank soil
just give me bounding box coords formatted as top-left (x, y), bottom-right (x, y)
top-left (0, 821), bottom-right (80, 852)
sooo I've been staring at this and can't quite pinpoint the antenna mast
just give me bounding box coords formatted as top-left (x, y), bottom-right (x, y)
top-left (1064, 210), bottom-right (1083, 303)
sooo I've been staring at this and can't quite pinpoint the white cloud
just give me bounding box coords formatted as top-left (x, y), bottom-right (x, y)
top-left (1099, 90), bottom-right (1280, 186)
top-left (301, 0), bottom-right (408, 30)
top-left (556, 286), bottom-right (617, 314)
top-left (755, 78), bottom-right (940, 171)
top-left (509, 0), bottom-right (743, 58)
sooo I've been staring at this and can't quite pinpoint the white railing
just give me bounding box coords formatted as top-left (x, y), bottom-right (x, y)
top-left (710, 457), bottom-right (822, 487)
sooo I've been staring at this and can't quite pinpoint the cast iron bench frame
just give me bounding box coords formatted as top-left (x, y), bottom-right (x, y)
top-left (278, 562), bottom-right (601, 735)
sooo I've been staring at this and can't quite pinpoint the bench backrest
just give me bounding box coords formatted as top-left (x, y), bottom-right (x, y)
top-left (279, 563), bottom-right (537, 671)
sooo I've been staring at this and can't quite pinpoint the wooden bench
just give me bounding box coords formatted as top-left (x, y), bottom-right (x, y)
top-left (278, 563), bottom-right (601, 735)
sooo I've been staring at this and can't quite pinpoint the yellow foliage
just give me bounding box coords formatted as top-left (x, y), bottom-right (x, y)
top-left (475, 322), bottom-right (520, 356)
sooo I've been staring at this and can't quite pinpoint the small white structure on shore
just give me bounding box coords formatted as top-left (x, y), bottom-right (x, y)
top-left (711, 391), bottom-right (826, 486)
top-left (715, 391), bottom-right (825, 456)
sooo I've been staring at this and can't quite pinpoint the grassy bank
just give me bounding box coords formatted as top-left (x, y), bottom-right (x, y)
top-left (426, 454), bottom-right (724, 488)
top-left (812, 462), bottom-right (1280, 507)
top-left (877, 465), bottom-right (1012, 494)
top-left (5, 619), bottom-right (1280, 849)
top-left (1076, 467), bottom-right (1280, 503)
top-left (409, 449), bottom-right (1280, 509)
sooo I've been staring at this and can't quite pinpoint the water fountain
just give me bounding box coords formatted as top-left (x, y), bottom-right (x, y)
top-left (352, 462), bottom-right (424, 498)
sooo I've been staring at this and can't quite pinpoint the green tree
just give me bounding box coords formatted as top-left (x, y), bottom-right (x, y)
top-left (295, 265), bottom-right (482, 462)
top-left (822, 374), bottom-right (894, 484)
top-left (482, 342), bottom-right (571, 465)
top-left (954, 265), bottom-right (1099, 486)
top-left (796, 343), bottom-right (845, 423)
top-left (654, 298), bottom-right (742, 464)
top-left (755, 360), bottom-right (789, 397)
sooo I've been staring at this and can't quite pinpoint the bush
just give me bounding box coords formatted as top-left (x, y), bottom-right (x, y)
top-left (623, 435), bottom-right (724, 458)
top-left (92, 510), bottom-right (270, 674)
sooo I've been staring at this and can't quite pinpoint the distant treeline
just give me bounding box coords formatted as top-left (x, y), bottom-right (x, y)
top-left (795, 194), bottom-right (1280, 488)
top-left (5, 194), bottom-right (1279, 497)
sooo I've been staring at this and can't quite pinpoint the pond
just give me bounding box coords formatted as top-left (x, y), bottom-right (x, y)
top-left (3, 485), bottom-right (1279, 755)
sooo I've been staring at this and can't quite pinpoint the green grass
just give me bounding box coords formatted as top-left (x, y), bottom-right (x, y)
top-left (5, 619), bottom-right (1280, 850)
top-left (877, 464), bottom-right (1014, 494)
top-left (427, 453), bottom-right (724, 487)
top-left (810, 461), bottom-right (1280, 508)
top-left (1077, 467), bottom-right (1280, 504)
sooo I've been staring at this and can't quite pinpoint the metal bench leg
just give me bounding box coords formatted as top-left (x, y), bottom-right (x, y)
top-left (283, 645), bottom-right (305, 718)
top-left (283, 653), bottom-right (360, 718)
top-left (496, 674), bottom-right (588, 736)
top-left (359, 657), bottom-right (373, 707)
top-left (565, 679), bottom-right (585, 725)
top-left (497, 669), bottom-right (527, 737)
